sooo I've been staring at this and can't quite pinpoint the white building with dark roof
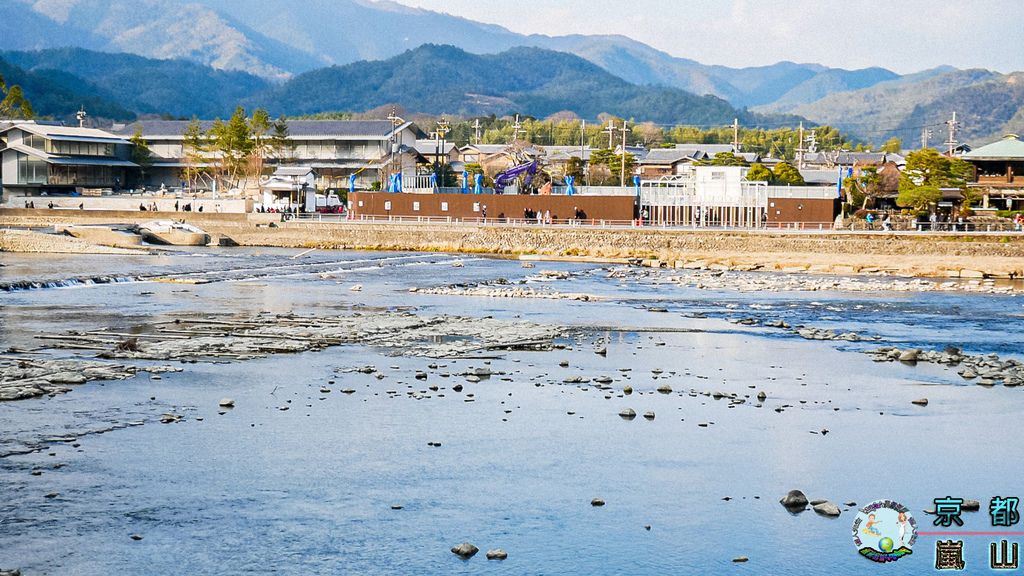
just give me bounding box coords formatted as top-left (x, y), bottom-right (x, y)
top-left (1, 122), bottom-right (135, 197)
top-left (109, 119), bottom-right (426, 191)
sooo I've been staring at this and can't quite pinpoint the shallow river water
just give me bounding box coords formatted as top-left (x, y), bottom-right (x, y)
top-left (2, 247), bottom-right (1023, 574)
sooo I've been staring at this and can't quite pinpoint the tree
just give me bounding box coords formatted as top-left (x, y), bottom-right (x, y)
top-left (182, 117), bottom-right (208, 191)
top-left (208, 106), bottom-right (253, 190)
top-left (880, 137), bottom-right (903, 154)
top-left (746, 163), bottom-right (774, 183)
top-left (843, 166), bottom-right (881, 208)
top-left (897, 148), bottom-right (971, 210)
top-left (589, 148), bottom-right (635, 185)
top-left (0, 74), bottom-right (34, 119)
top-left (269, 115), bottom-right (293, 162)
top-left (248, 107), bottom-right (272, 183)
top-left (129, 125), bottom-right (154, 186)
top-left (464, 162), bottom-right (492, 187)
top-left (773, 161), bottom-right (805, 185)
top-left (897, 184), bottom-right (942, 211)
top-left (565, 156), bottom-right (585, 181)
top-left (701, 151), bottom-right (749, 166)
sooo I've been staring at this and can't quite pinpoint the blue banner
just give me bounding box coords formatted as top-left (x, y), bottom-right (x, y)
top-left (473, 173), bottom-right (483, 194)
top-left (566, 175), bottom-right (575, 196)
top-left (462, 171), bottom-right (469, 194)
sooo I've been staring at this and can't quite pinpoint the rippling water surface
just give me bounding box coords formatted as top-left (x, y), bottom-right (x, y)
top-left (2, 247), bottom-right (1023, 574)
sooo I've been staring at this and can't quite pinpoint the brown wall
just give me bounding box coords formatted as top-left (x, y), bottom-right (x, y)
top-left (349, 192), bottom-right (636, 222)
top-left (766, 197), bottom-right (837, 225)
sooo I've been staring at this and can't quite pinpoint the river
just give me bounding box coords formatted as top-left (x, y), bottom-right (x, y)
top-left (1, 247), bottom-right (1022, 574)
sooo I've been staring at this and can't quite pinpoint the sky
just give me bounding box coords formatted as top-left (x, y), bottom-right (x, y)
top-left (387, 0), bottom-right (1021, 74)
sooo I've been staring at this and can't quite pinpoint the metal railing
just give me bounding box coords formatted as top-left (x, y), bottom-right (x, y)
top-left (284, 212), bottom-right (1024, 234)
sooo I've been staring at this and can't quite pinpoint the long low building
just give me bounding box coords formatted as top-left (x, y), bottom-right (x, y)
top-left (639, 166), bottom-right (839, 227)
top-left (0, 121), bottom-right (137, 197)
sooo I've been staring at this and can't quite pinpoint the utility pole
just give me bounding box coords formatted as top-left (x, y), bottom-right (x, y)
top-left (386, 107), bottom-right (404, 179)
top-left (796, 121), bottom-right (806, 169)
top-left (619, 122), bottom-right (629, 187)
top-left (945, 111), bottom-right (959, 156)
top-left (921, 126), bottom-right (932, 150)
top-left (473, 118), bottom-right (481, 145)
top-left (806, 130), bottom-right (818, 154)
top-left (435, 117), bottom-right (450, 186)
top-left (602, 120), bottom-right (615, 149)
top-left (581, 119), bottom-right (589, 186)
top-left (732, 118), bottom-right (739, 154)
top-left (76, 106), bottom-right (87, 128)
top-left (511, 114), bottom-right (527, 143)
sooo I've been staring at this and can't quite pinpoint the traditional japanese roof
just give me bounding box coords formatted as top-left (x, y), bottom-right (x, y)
top-left (0, 122), bottom-right (130, 145)
top-left (109, 120), bottom-right (420, 140)
top-left (638, 148), bottom-right (702, 165)
top-left (963, 134), bottom-right (1024, 160)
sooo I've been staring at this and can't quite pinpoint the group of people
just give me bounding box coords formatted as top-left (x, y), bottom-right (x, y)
top-left (523, 208), bottom-right (553, 225)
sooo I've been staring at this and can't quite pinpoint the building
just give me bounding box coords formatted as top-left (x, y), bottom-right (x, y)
top-left (636, 144), bottom-right (747, 179)
top-left (639, 165), bottom-right (839, 227)
top-left (0, 121), bottom-right (136, 198)
top-left (962, 134), bottom-right (1024, 210)
top-left (108, 119), bottom-right (425, 192)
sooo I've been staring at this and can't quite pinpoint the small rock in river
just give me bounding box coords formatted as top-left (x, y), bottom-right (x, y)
top-left (732, 556), bottom-right (749, 563)
top-left (218, 398), bottom-right (235, 407)
top-left (451, 542), bottom-right (479, 558)
top-left (780, 489), bottom-right (808, 510)
top-left (591, 498), bottom-right (605, 507)
top-left (619, 408), bottom-right (636, 420)
top-left (813, 501), bottom-right (841, 517)
top-left (911, 398), bottom-right (928, 406)
top-left (486, 549), bottom-right (508, 560)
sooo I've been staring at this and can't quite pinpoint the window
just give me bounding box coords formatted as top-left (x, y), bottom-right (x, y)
top-left (17, 152), bottom-right (48, 184)
top-left (711, 171), bottom-right (725, 180)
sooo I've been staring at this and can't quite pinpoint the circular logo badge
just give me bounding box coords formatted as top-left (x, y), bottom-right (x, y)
top-left (852, 499), bottom-right (917, 563)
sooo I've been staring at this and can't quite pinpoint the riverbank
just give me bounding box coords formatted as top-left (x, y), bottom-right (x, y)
top-left (3, 208), bottom-right (1024, 278)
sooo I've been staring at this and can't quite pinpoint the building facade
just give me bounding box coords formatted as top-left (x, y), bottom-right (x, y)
top-left (108, 119), bottom-right (425, 192)
top-left (0, 122), bottom-right (135, 197)
top-left (962, 134), bottom-right (1024, 210)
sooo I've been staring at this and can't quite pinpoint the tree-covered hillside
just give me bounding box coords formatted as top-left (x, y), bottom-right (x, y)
top-left (247, 44), bottom-right (774, 127)
top-left (2, 48), bottom-right (270, 120)
top-left (0, 55), bottom-right (134, 122)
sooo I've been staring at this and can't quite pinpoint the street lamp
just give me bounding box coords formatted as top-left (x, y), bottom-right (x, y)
top-left (387, 108), bottom-right (405, 186)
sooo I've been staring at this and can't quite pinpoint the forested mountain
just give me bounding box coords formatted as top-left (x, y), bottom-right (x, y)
top-left (2, 48), bottom-right (270, 119)
top-left (763, 68), bottom-right (1024, 146)
top-left (245, 45), bottom-right (776, 127)
top-left (4, 0), bottom-right (910, 110)
top-left (0, 55), bottom-right (135, 121)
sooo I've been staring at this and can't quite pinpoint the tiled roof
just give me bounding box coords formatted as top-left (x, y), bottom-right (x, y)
top-left (963, 134), bottom-right (1024, 160)
top-left (109, 119), bottom-right (413, 139)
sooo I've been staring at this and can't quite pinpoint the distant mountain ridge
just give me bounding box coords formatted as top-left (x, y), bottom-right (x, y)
top-left (4, 0), bottom-right (913, 110)
top-left (244, 44), bottom-right (778, 127)
top-left (4, 1), bottom-right (1022, 145)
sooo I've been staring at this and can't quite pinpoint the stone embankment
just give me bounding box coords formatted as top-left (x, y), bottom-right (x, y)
top-left (4, 208), bottom-right (1024, 279)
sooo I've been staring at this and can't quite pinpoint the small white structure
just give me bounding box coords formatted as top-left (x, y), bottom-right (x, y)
top-left (640, 166), bottom-right (767, 227)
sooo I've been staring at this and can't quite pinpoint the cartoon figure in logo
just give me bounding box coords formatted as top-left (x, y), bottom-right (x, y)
top-left (862, 513), bottom-right (882, 536)
top-left (896, 512), bottom-right (909, 546)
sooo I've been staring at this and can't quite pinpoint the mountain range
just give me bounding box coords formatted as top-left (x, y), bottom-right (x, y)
top-left (3, 0), bottom-right (1023, 146)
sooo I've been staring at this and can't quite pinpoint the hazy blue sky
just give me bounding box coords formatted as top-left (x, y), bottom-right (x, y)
top-left (388, 0), bottom-right (1021, 74)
